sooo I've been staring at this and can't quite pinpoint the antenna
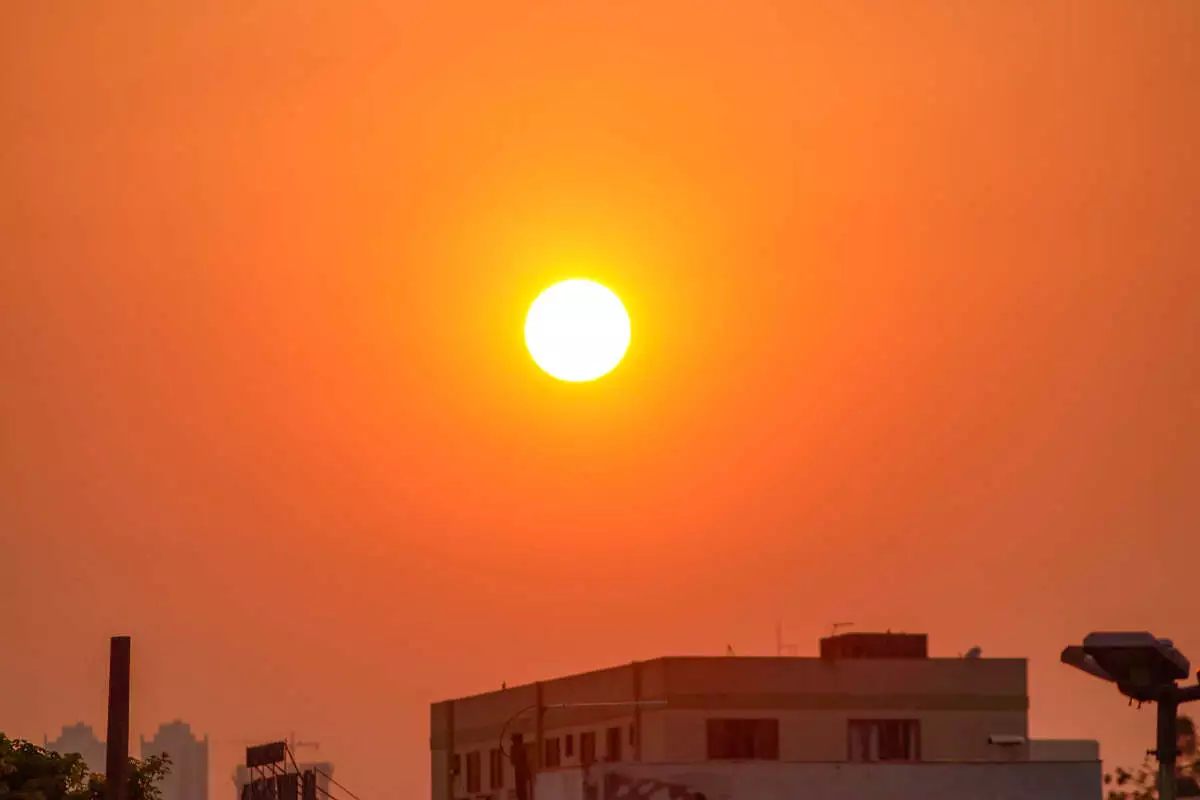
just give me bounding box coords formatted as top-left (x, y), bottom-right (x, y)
top-left (776, 621), bottom-right (798, 656)
top-left (831, 621), bottom-right (854, 637)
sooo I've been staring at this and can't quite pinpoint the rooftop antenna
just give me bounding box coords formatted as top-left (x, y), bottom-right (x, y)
top-left (831, 621), bottom-right (854, 637)
top-left (776, 621), bottom-right (798, 656)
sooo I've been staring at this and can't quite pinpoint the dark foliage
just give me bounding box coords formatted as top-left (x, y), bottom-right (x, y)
top-left (0, 734), bottom-right (170, 800)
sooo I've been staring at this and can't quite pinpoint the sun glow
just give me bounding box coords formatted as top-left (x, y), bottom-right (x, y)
top-left (524, 279), bottom-right (631, 382)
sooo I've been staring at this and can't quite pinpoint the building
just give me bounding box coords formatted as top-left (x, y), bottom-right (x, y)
top-left (140, 721), bottom-right (208, 800)
top-left (536, 760), bottom-right (1101, 800)
top-left (233, 761), bottom-right (335, 800)
top-left (429, 632), bottom-right (1101, 800)
top-left (45, 723), bottom-right (106, 773)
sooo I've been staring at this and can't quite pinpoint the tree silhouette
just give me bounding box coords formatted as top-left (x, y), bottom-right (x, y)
top-left (1105, 716), bottom-right (1200, 800)
top-left (0, 733), bottom-right (170, 800)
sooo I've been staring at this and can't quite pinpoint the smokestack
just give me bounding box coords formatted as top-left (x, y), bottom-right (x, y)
top-left (105, 636), bottom-right (131, 800)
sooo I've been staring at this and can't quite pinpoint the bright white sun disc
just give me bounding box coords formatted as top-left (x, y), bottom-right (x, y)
top-left (524, 279), bottom-right (631, 382)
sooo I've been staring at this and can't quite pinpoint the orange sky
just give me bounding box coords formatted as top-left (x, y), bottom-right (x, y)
top-left (2, 2), bottom-right (1198, 798)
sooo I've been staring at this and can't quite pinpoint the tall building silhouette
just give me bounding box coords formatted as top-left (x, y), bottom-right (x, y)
top-left (140, 721), bottom-right (208, 800)
top-left (45, 723), bottom-right (106, 773)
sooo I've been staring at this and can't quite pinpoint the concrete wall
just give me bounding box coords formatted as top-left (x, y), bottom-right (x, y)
top-left (1030, 740), bottom-right (1101, 762)
top-left (536, 761), bottom-right (1102, 800)
top-left (431, 657), bottom-right (1034, 800)
top-left (652, 708), bottom-right (1026, 763)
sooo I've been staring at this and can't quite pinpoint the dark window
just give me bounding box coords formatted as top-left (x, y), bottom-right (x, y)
top-left (544, 738), bottom-right (561, 768)
top-left (580, 731), bottom-right (597, 765)
top-left (564, 735), bottom-right (574, 758)
top-left (466, 752), bottom-right (482, 793)
top-left (847, 720), bottom-right (921, 762)
top-left (706, 719), bottom-right (780, 760)
top-left (488, 749), bottom-right (504, 789)
top-left (605, 727), bottom-right (623, 762)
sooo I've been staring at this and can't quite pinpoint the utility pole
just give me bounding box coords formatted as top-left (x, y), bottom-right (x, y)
top-left (105, 636), bottom-right (132, 800)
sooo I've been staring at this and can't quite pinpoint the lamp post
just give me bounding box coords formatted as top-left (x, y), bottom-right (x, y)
top-left (1062, 632), bottom-right (1200, 800)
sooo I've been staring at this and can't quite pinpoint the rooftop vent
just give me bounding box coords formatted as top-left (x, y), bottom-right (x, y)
top-left (819, 632), bottom-right (928, 660)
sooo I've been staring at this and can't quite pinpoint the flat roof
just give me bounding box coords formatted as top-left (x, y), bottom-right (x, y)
top-left (434, 654), bottom-right (1028, 706)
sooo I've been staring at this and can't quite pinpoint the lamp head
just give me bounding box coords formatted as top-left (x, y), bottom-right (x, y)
top-left (1063, 632), bottom-right (1191, 702)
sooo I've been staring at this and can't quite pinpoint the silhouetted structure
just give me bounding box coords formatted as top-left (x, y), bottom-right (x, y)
top-left (105, 636), bottom-right (131, 800)
top-left (234, 762), bottom-right (334, 800)
top-left (819, 631), bottom-right (927, 660)
top-left (45, 723), bottom-right (106, 773)
top-left (431, 632), bottom-right (1100, 800)
top-left (140, 721), bottom-right (208, 800)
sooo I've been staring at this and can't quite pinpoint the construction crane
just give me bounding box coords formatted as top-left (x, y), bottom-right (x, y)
top-left (288, 733), bottom-right (321, 757)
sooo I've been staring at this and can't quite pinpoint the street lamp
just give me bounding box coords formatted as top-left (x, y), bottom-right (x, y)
top-left (1062, 632), bottom-right (1200, 800)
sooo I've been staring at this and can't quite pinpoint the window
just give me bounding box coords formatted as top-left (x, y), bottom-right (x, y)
top-left (847, 720), bottom-right (921, 762)
top-left (580, 731), bottom-right (597, 765)
top-left (565, 734), bottom-right (574, 758)
top-left (544, 737), bottom-right (561, 768)
top-left (605, 726), bottom-right (623, 762)
top-left (488, 749), bottom-right (504, 789)
top-left (452, 754), bottom-right (461, 780)
top-left (466, 752), bottom-right (482, 793)
top-left (706, 719), bottom-right (780, 760)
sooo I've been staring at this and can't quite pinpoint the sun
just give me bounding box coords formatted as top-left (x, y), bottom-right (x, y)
top-left (524, 279), bottom-right (631, 382)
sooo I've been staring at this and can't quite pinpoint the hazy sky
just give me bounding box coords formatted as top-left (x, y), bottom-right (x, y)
top-left (2, 2), bottom-right (1198, 798)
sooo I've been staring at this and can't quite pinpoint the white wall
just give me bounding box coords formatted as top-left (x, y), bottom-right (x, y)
top-left (536, 761), bottom-right (1102, 800)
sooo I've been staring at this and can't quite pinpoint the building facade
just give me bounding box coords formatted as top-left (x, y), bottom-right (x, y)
top-left (536, 760), bottom-right (1101, 800)
top-left (45, 723), bottom-right (106, 774)
top-left (429, 633), bottom-right (1100, 800)
top-left (140, 721), bottom-right (208, 800)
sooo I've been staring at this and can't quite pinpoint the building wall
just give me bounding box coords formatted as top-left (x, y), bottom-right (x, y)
top-left (141, 721), bottom-right (208, 800)
top-left (431, 656), bottom-right (1033, 800)
top-left (647, 707), bottom-right (1026, 763)
top-left (536, 761), bottom-right (1102, 800)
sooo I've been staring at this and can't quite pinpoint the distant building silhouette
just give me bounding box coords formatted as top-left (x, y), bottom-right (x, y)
top-left (45, 723), bottom-right (106, 773)
top-left (140, 721), bottom-right (208, 800)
